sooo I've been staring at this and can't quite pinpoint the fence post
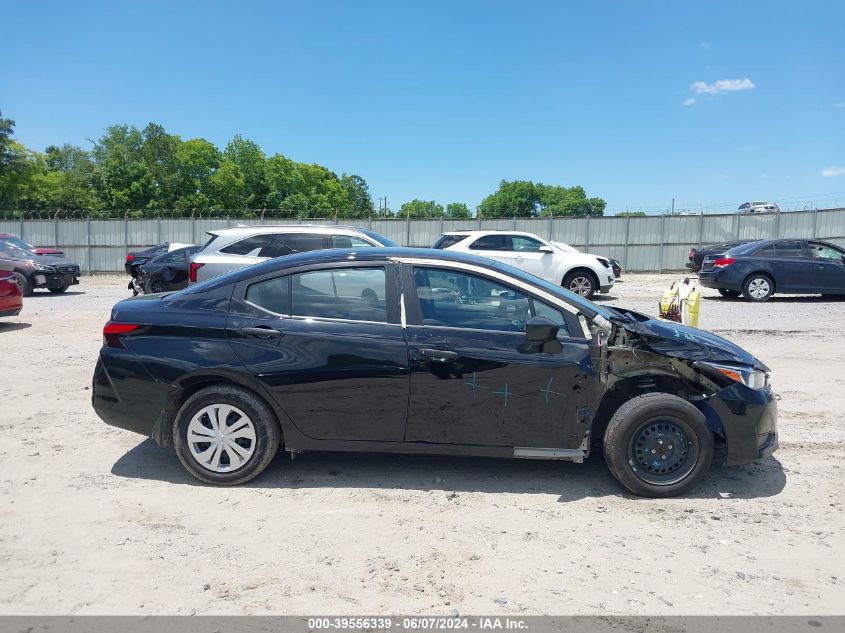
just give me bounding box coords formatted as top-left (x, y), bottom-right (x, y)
top-left (774, 210), bottom-right (781, 238)
top-left (623, 215), bottom-right (631, 270)
top-left (191, 213), bottom-right (197, 243)
top-left (659, 214), bottom-right (666, 273)
top-left (405, 213), bottom-right (411, 246)
top-left (812, 208), bottom-right (819, 238)
top-left (439, 217), bottom-right (444, 239)
top-left (19, 216), bottom-right (24, 241)
top-left (547, 214), bottom-right (553, 240)
top-left (512, 215), bottom-right (517, 230)
top-left (86, 215), bottom-right (92, 275)
top-left (54, 215), bottom-right (59, 248)
top-left (585, 215), bottom-right (591, 251)
top-left (733, 213), bottom-right (740, 239)
top-left (698, 212), bottom-right (704, 248)
top-left (157, 216), bottom-right (163, 244)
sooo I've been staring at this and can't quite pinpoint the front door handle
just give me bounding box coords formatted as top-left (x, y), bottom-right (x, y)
top-left (419, 348), bottom-right (459, 361)
top-left (240, 326), bottom-right (282, 339)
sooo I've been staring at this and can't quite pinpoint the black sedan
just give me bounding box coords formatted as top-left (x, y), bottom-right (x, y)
top-left (686, 240), bottom-right (752, 273)
top-left (126, 242), bottom-right (193, 294)
top-left (699, 239), bottom-right (845, 301)
top-left (138, 245), bottom-right (202, 294)
top-left (93, 248), bottom-right (778, 497)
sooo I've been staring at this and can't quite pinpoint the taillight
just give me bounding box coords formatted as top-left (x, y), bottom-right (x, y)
top-left (126, 254), bottom-right (134, 262)
top-left (713, 257), bottom-right (736, 269)
top-left (189, 262), bottom-right (203, 283)
top-left (688, 249), bottom-right (696, 258)
top-left (103, 321), bottom-right (141, 347)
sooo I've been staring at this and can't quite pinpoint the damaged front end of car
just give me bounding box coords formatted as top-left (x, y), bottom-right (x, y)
top-left (592, 309), bottom-right (778, 467)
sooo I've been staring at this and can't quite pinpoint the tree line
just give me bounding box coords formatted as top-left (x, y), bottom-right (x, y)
top-left (0, 110), bottom-right (605, 218)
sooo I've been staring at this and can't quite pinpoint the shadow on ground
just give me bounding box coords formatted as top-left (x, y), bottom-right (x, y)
top-left (704, 294), bottom-right (843, 303)
top-left (26, 289), bottom-right (85, 298)
top-left (0, 321), bottom-right (31, 333)
top-left (112, 438), bottom-right (786, 501)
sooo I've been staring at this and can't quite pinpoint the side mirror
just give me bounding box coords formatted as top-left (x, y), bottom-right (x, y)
top-left (538, 245), bottom-right (553, 253)
top-left (525, 316), bottom-right (559, 342)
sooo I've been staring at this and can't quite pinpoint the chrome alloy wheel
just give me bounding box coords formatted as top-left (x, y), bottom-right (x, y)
top-left (747, 278), bottom-right (770, 300)
top-left (187, 404), bottom-right (257, 473)
top-left (568, 276), bottom-right (593, 296)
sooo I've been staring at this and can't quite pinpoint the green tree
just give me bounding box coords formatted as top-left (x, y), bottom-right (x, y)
top-left (615, 211), bottom-right (646, 217)
top-left (477, 180), bottom-right (539, 217)
top-left (91, 125), bottom-right (155, 209)
top-left (339, 173), bottom-right (374, 218)
top-left (173, 138), bottom-right (221, 210)
top-left (141, 123), bottom-right (182, 208)
top-left (208, 160), bottom-right (246, 209)
top-left (224, 135), bottom-right (267, 208)
top-left (445, 202), bottom-right (471, 219)
top-left (399, 199), bottom-right (444, 218)
top-left (42, 144), bottom-right (97, 210)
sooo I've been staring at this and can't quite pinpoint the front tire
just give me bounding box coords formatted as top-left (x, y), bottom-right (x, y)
top-left (144, 276), bottom-right (169, 294)
top-left (742, 274), bottom-right (774, 302)
top-left (173, 384), bottom-right (281, 485)
top-left (14, 272), bottom-right (33, 297)
top-left (563, 270), bottom-right (597, 299)
top-left (603, 392), bottom-right (714, 497)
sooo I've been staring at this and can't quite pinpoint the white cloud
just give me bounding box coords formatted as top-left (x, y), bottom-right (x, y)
top-left (822, 166), bottom-right (845, 177)
top-left (836, 102), bottom-right (845, 109)
top-left (690, 78), bottom-right (756, 95)
top-left (683, 98), bottom-right (696, 106)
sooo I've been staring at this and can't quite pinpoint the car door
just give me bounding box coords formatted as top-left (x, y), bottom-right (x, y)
top-left (225, 262), bottom-right (409, 441)
top-left (508, 235), bottom-right (556, 280)
top-left (466, 234), bottom-right (513, 266)
top-left (768, 240), bottom-right (817, 292)
top-left (806, 241), bottom-right (845, 293)
top-left (402, 264), bottom-right (595, 449)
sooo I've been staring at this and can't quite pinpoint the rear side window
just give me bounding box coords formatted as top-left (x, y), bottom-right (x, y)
top-left (274, 233), bottom-right (327, 253)
top-left (245, 276), bottom-right (290, 315)
top-left (292, 267), bottom-right (387, 322)
top-left (774, 242), bottom-right (807, 258)
top-left (330, 235), bottom-right (376, 248)
top-left (469, 235), bottom-right (510, 251)
top-left (220, 235), bottom-right (271, 256)
top-left (433, 235), bottom-right (467, 249)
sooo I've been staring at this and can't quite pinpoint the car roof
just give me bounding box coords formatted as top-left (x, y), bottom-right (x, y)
top-left (442, 230), bottom-right (542, 238)
top-left (209, 224), bottom-right (370, 237)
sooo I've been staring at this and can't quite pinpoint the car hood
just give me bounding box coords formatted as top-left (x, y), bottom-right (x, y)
top-left (610, 308), bottom-right (768, 371)
top-left (551, 241), bottom-right (579, 253)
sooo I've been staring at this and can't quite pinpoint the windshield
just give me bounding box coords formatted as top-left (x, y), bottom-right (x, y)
top-left (0, 242), bottom-right (36, 259)
top-left (1, 236), bottom-right (35, 252)
top-left (361, 228), bottom-right (399, 247)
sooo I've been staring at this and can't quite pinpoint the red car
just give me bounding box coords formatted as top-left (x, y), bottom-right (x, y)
top-left (0, 268), bottom-right (23, 318)
top-left (0, 234), bottom-right (64, 256)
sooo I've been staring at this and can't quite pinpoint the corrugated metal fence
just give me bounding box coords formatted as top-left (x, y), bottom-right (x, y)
top-left (2, 208), bottom-right (844, 274)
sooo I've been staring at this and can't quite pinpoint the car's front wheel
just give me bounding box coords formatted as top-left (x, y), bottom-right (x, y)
top-left (603, 392), bottom-right (714, 497)
top-left (563, 270), bottom-right (597, 299)
top-left (144, 275), bottom-right (169, 294)
top-left (13, 272), bottom-right (33, 297)
top-left (173, 384), bottom-right (281, 485)
top-left (742, 274), bottom-right (774, 302)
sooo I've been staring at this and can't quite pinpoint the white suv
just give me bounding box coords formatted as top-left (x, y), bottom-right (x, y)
top-left (433, 230), bottom-right (615, 298)
top-left (190, 225), bottom-right (397, 284)
top-left (738, 201), bottom-right (780, 214)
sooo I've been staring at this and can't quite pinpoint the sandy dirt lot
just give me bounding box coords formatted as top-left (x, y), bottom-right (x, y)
top-left (0, 274), bottom-right (843, 616)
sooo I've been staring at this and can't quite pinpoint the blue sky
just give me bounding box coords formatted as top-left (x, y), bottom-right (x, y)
top-left (2, 1), bottom-right (844, 214)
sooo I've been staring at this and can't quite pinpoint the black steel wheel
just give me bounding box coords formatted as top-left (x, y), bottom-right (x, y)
top-left (13, 272), bottom-right (33, 297)
top-left (603, 392), bottom-right (714, 497)
top-left (144, 276), bottom-right (169, 294)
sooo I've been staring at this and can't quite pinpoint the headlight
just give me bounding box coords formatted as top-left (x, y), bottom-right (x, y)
top-left (702, 362), bottom-right (768, 389)
top-left (33, 263), bottom-right (56, 272)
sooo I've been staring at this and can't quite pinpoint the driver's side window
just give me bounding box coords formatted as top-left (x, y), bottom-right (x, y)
top-left (412, 267), bottom-right (569, 335)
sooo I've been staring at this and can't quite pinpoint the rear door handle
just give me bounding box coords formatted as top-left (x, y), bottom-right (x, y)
top-left (420, 348), bottom-right (459, 361)
top-left (240, 326), bottom-right (282, 339)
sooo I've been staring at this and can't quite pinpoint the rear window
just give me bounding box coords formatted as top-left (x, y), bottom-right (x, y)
top-left (292, 267), bottom-right (387, 322)
top-left (433, 235), bottom-right (467, 249)
top-left (245, 275), bottom-right (290, 314)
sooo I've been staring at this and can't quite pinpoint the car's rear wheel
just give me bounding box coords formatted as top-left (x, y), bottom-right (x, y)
top-left (603, 392), bottom-right (714, 497)
top-left (48, 285), bottom-right (69, 294)
top-left (742, 274), bottom-right (774, 302)
top-left (173, 384), bottom-right (281, 485)
top-left (563, 270), bottom-right (597, 299)
top-left (717, 288), bottom-right (740, 298)
top-left (145, 276), bottom-right (169, 294)
top-left (13, 272), bottom-right (33, 297)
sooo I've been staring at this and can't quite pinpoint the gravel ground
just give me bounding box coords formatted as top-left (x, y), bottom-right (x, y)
top-left (0, 274), bottom-right (843, 615)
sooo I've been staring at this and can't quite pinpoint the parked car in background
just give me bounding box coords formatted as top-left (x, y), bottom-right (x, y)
top-left (0, 265), bottom-right (23, 318)
top-left (0, 234), bottom-right (64, 256)
top-left (433, 230), bottom-right (615, 298)
top-left (138, 245), bottom-right (202, 294)
top-left (0, 243), bottom-right (81, 296)
top-left (126, 242), bottom-right (194, 294)
top-left (544, 240), bottom-right (622, 279)
top-left (189, 225), bottom-right (397, 284)
top-left (92, 247), bottom-right (778, 497)
top-left (686, 240), bottom-right (753, 273)
top-left (738, 201), bottom-right (780, 214)
top-left (699, 239), bottom-right (845, 301)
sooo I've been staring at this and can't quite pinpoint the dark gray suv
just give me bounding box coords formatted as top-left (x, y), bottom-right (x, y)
top-left (0, 243), bottom-right (81, 296)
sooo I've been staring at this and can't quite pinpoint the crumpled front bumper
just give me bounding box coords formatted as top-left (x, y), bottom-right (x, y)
top-left (701, 381), bottom-right (779, 466)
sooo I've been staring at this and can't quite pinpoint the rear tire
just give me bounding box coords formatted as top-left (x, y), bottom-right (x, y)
top-left (742, 274), bottom-right (774, 302)
top-left (717, 288), bottom-right (740, 298)
top-left (144, 276), bottom-right (169, 294)
top-left (14, 272), bottom-right (33, 297)
top-left (603, 392), bottom-right (714, 497)
top-left (173, 384), bottom-right (281, 485)
top-left (563, 270), bottom-right (598, 299)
